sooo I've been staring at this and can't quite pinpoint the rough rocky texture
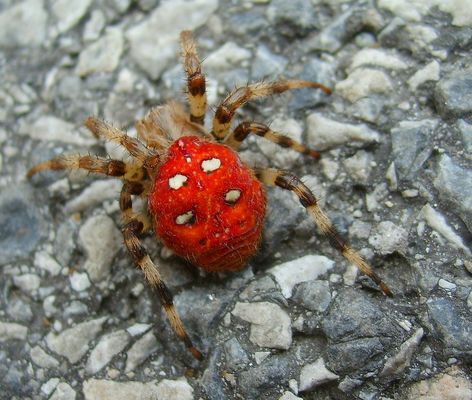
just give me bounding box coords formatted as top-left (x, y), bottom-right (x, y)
top-left (1, 0), bottom-right (471, 399)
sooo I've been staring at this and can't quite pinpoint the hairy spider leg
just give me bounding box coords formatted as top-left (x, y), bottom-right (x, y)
top-left (119, 180), bottom-right (152, 230)
top-left (121, 207), bottom-right (203, 360)
top-left (255, 168), bottom-right (393, 297)
top-left (226, 121), bottom-right (321, 159)
top-left (212, 80), bottom-right (332, 140)
top-left (27, 154), bottom-right (146, 181)
top-left (180, 30), bottom-right (207, 125)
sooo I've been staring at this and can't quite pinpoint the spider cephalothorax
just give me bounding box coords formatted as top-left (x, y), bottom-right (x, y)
top-left (28, 31), bottom-right (392, 360)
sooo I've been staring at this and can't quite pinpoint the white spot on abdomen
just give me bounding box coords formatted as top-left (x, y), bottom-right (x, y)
top-left (225, 189), bottom-right (241, 204)
top-left (201, 157), bottom-right (221, 173)
top-left (175, 210), bottom-right (195, 225)
top-left (169, 173), bottom-right (187, 190)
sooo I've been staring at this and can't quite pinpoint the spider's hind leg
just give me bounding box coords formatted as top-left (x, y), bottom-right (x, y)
top-left (120, 181), bottom-right (203, 360)
top-left (180, 30), bottom-right (207, 125)
top-left (255, 167), bottom-right (392, 297)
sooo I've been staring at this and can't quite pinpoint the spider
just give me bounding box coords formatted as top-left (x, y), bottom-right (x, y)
top-left (28, 31), bottom-right (392, 360)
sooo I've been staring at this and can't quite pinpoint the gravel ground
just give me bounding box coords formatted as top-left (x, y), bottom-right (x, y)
top-left (1, 0), bottom-right (472, 399)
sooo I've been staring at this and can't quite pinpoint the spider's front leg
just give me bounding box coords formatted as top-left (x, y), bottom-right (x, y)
top-left (180, 30), bottom-right (207, 125)
top-left (255, 168), bottom-right (393, 297)
top-left (226, 121), bottom-right (321, 159)
top-left (120, 181), bottom-right (203, 360)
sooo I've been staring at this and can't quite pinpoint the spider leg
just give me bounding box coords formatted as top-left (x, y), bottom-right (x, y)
top-left (226, 121), bottom-right (321, 159)
top-left (120, 182), bottom-right (203, 360)
top-left (119, 180), bottom-right (152, 231)
top-left (255, 168), bottom-right (393, 297)
top-left (180, 30), bottom-right (207, 125)
top-left (85, 117), bottom-right (156, 166)
top-left (212, 80), bottom-right (331, 140)
top-left (27, 154), bottom-right (146, 181)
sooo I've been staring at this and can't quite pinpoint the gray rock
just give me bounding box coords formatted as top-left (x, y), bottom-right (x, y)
top-left (223, 337), bottom-right (250, 371)
top-left (85, 330), bottom-right (131, 374)
top-left (76, 28), bottom-right (124, 77)
top-left (336, 68), bottom-right (393, 103)
top-left (156, 378), bottom-right (194, 400)
top-left (391, 119), bottom-right (438, 183)
top-left (232, 301), bottom-right (292, 350)
top-left (433, 154), bottom-right (472, 233)
top-left (125, 331), bottom-right (160, 373)
top-left (306, 113), bottom-right (380, 151)
top-left (0, 185), bottom-right (45, 264)
top-left (126, 0), bottom-right (218, 80)
top-left (267, 0), bottom-right (319, 37)
top-left (326, 337), bottom-right (384, 373)
top-left (83, 379), bottom-right (160, 400)
top-left (50, 382), bottom-right (77, 400)
top-left (427, 298), bottom-right (472, 359)
top-left (251, 44), bottom-right (288, 80)
top-left (46, 317), bottom-right (108, 363)
top-left (292, 280), bottom-right (331, 313)
top-left (51, 0), bottom-right (92, 34)
top-left (268, 255), bottom-right (334, 298)
top-left (30, 345), bottom-right (60, 369)
top-left (434, 68), bottom-right (472, 118)
top-left (368, 221), bottom-right (409, 256)
top-left (78, 214), bottom-right (122, 282)
top-left (299, 357), bottom-right (339, 392)
top-left (457, 119), bottom-right (472, 155)
top-left (380, 328), bottom-right (424, 377)
top-left (0, 0), bottom-right (48, 48)
top-left (0, 321), bottom-right (28, 342)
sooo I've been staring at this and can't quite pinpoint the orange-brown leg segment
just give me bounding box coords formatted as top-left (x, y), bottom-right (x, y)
top-left (180, 30), bottom-right (207, 125)
top-left (120, 188), bottom-right (202, 360)
top-left (226, 121), bottom-right (321, 159)
top-left (255, 168), bottom-right (393, 297)
top-left (119, 180), bottom-right (152, 231)
top-left (27, 154), bottom-right (146, 182)
top-left (212, 80), bottom-right (332, 140)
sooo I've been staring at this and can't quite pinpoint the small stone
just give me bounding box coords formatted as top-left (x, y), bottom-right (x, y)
top-left (76, 28), bottom-right (124, 77)
top-left (34, 250), bottom-right (62, 276)
top-left (223, 338), bottom-right (250, 370)
top-left (391, 119), bottom-right (438, 183)
top-left (42, 378), bottom-right (60, 396)
top-left (13, 273), bottom-right (40, 293)
top-left (30, 346), bottom-right (60, 369)
top-left (125, 331), bottom-right (160, 373)
top-left (70, 272), bottom-right (91, 291)
top-left (251, 44), bottom-right (288, 80)
top-left (408, 60), bottom-right (440, 90)
top-left (156, 378), bottom-right (193, 400)
top-left (433, 154), bottom-right (472, 233)
top-left (438, 279), bottom-right (457, 291)
top-left (50, 382), bottom-right (77, 400)
top-left (343, 150), bottom-right (373, 185)
top-left (254, 351), bottom-right (270, 365)
top-left (266, 0), bottom-right (318, 37)
top-left (83, 9), bottom-right (106, 42)
top-left (434, 68), bottom-right (472, 118)
top-left (78, 214), bottom-right (122, 282)
top-left (299, 358), bottom-right (339, 392)
top-left (368, 221), bottom-right (409, 256)
top-left (86, 330), bottom-right (131, 374)
top-left (457, 120), bottom-right (472, 155)
top-left (64, 179), bottom-right (122, 214)
top-left (335, 68), bottom-right (393, 103)
top-left (0, 0), bottom-right (47, 48)
top-left (126, 323), bottom-right (152, 337)
top-left (52, 0), bottom-right (92, 34)
top-left (83, 379), bottom-right (160, 400)
top-left (278, 392), bottom-right (303, 400)
top-left (232, 301), bottom-right (292, 350)
top-left (46, 317), bottom-right (107, 363)
top-left (0, 321), bottom-right (28, 342)
top-left (349, 48), bottom-right (408, 71)
top-left (380, 328), bottom-right (424, 377)
top-left (126, 0), bottom-right (218, 79)
top-left (205, 42), bottom-right (252, 72)
top-left (306, 113), bottom-right (380, 151)
top-left (406, 366), bottom-right (472, 399)
top-left (268, 255), bottom-right (335, 298)
top-left (292, 280), bottom-right (332, 313)
top-left (19, 115), bottom-right (96, 146)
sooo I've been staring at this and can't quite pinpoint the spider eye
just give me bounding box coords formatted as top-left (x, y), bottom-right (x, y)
top-left (225, 189), bottom-right (241, 205)
top-left (175, 210), bottom-right (195, 225)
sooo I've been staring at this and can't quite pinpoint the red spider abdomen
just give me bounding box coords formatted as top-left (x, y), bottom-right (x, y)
top-left (149, 136), bottom-right (266, 272)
